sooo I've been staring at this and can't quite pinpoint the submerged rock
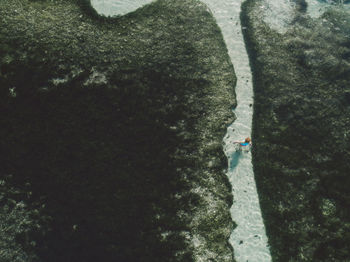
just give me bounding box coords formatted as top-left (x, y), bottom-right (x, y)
top-left (242, 0), bottom-right (350, 261)
top-left (0, 0), bottom-right (236, 261)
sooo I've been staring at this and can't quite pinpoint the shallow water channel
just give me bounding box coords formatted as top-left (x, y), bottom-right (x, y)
top-left (91, 0), bottom-right (270, 261)
top-left (201, 1), bottom-right (271, 261)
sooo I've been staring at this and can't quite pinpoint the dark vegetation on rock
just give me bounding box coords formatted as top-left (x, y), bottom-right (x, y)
top-left (0, 0), bottom-right (236, 261)
top-left (242, 0), bottom-right (350, 261)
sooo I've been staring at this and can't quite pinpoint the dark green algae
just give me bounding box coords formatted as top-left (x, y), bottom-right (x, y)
top-left (0, 0), bottom-right (237, 261)
top-left (242, 0), bottom-right (350, 261)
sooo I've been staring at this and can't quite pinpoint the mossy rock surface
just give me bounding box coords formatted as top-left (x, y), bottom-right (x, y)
top-left (0, 0), bottom-right (236, 261)
top-left (242, 0), bottom-right (350, 261)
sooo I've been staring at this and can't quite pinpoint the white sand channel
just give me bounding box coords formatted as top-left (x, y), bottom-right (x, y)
top-left (91, 0), bottom-right (155, 17)
top-left (201, 0), bottom-right (271, 261)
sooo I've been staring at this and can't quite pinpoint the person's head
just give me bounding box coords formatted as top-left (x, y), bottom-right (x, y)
top-left (245, 137), bottom-right (251, 143)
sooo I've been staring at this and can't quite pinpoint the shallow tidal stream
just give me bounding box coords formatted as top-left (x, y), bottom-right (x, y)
top-left (203, 1), bottom-right (271, 261)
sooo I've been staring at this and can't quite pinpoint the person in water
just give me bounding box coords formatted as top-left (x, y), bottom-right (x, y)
top-left (233, 137), bottom-right (252, 150)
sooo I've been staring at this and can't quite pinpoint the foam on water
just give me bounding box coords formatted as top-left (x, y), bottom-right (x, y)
top-left (91, 0), bottom-right (155, 16)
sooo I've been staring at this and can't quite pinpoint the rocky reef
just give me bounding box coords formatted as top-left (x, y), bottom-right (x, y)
top-left (242, 0), bottom-right (350, 261)
top-left (0, 0), bottom-right (236, 261)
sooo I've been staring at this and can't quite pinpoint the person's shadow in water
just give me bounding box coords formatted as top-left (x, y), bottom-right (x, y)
top-left (229, 150), bottom-right (241, 171)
